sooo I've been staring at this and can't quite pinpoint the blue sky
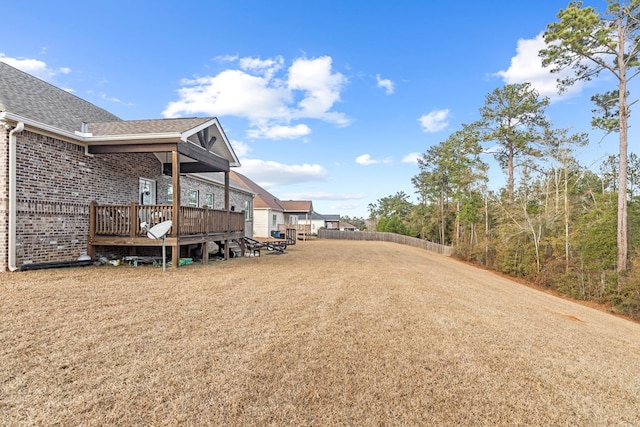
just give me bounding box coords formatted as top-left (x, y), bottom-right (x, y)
top-left (3, 0), bottom-right (633, 217)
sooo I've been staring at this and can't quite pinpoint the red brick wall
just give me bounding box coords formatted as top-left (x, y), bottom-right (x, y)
top-left (12, 130), bottom-right (162, 267)
top-left (0, 128), bottom-right (9, 270)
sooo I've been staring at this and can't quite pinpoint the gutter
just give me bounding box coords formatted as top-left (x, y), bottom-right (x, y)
top-left (7, 121), bottom-right (24, 271)
top-left (0, 112), bottom-right (181, 144)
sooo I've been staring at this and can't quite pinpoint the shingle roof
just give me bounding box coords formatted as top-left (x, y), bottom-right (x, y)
top-left (0, 61), bottom-right (121, 133)
top-left (1, 61), bottom-right (240, 168)
top-left (229, 172), bottom-right (315, 213)
top-left (88, 117), bottom-right (211, 136)
top-left (229, 171), bottom-right (283, 211)
top-left (297, 211), bottom-right (326, 220)
top-left (279, 200), bottom-right (313, 213)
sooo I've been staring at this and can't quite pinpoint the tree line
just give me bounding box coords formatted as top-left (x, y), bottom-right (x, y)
top-left (367, 0), bottom-right (640, 319)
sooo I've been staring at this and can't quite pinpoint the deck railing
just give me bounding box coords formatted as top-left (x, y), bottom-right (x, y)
top-left (278, 223), bottom-right (311, 234)
top-left (90, 202), bottom-right (245, 237)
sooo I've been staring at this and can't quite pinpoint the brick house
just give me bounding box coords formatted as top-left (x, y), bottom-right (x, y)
top-left (0, 61), bottom-right (251, 271)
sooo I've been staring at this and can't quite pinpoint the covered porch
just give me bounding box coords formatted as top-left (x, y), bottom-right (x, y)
top-left (83, 117), bottom-right (243, 267)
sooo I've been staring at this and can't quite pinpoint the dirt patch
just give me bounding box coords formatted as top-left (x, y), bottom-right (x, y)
top-left (2, 239), bottom-right (640, 426)
top-left (560, 313), bottom-right (585, 322)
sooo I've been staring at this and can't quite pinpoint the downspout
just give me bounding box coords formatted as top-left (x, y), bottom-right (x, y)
top-left (8, 121), bottom-right (25, 271)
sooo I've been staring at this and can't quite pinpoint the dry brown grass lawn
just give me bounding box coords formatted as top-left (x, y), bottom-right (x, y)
top-left (2, 239), bottom-right (640, 426)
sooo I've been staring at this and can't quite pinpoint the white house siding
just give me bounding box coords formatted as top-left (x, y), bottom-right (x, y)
top-left (310, 219), bottom-right (325, 235)
top-left (253, 209), bottom-right (270, 238)
top-left (253, 209), bottom-right (285, 238)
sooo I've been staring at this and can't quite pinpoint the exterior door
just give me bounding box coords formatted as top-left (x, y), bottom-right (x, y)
top-left (139, 178), bottom-right (156, 205)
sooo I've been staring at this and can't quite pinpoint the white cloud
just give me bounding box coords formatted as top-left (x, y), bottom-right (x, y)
top-left (163, 55), bottom-right (351, 137)
top-left (236, 158), bottom-right (327, 187)
top-left (402, 152), bottom-right (421, 163)
top-left (0, 54), bottom-right (67, 81)
top-left (356, 154), bottom-right (377, 165)
top-left (97, 91), bottom-right (134, 106)
top-left (376, 74), bottom-right (395, 95)
top-left (247, 123), bottom-right (311, 139)
top-left (163, 70), bottom-right (291, 120)
top-left (494, 32), bottom-right (586, 100)
top-left (0, 54), bottom-right (136, 106)
top-left (239, 56), bottom-right (284, 79)
top-left (355, 154), bottom-right (391, 166)
top-left (482, 145), bottom-right (501, 154)
top-left (214, 54), bottom-right (239, 63)
top-left (288, 56), bottom-right (350, 126)
top-left (230, 139), bottom-right (250, 157)
top-left (99, 92), bottom-right (122, 103)
top-left (418, 109), bottom-right (450, 133)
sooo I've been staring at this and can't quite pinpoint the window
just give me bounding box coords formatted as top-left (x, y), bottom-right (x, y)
top-left (205, 193), bottom-right (214, 208)
top-left (188, 190), bottom-right (199, 207)
top-left (244, 200), bottom-right (252, 220)
top-left (272, 214), bottom-right (277, 226)
top-left (167, 185), bottom-right (173, 205)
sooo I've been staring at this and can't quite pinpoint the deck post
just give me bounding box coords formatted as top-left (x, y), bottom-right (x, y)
top-left (224, 171), bottom-right (230, 260)
top-left (202, 206), bottom-right (209, 265)
top-left (88, 201), bottom-right (97, 258)
top-left (171, 150), bottom-right (180, 268)
top-left (202, 240), bottom-right (208, 265)
top-left (128, 202), bottom-right (138, 256)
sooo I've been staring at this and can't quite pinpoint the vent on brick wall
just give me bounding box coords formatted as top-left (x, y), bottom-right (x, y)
top-left (17, 199), bottom-right (90, 216)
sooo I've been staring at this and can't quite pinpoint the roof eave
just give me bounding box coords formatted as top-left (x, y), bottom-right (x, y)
top-left (1, 111), bottom-right (241, 167)
top-left (0, 111), bottom-right (84, 143)
top-left (180, 117), bottom-right (241, 167)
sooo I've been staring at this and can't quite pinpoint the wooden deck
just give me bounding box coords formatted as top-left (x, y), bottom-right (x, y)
top-left (88, 202), bottom-right (245, 266)
top-left (278, 223), bottom-right (311, 240)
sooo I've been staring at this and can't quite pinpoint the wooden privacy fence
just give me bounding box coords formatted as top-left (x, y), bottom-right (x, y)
top-left (318, 229), bottom-right (452, 256)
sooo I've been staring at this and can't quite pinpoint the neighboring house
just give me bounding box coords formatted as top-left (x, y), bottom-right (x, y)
top-left (297, 211), bottom-right (327, 235)
top-left (0, 61), bottom-right (248, 271)
top-left (295, 212), bottom-right (356, 234)
top-left (340, 222), bottom-right (357, 231)
top-left (278, 200), bottom-right (313, 237)
top-left (229, 171), bottom-right (312, 238)
top-left (322, 214), bottom-right (341, 231)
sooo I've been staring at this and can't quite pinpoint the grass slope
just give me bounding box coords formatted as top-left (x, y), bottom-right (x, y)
top-left (2, 240), bottom-right (640, 426)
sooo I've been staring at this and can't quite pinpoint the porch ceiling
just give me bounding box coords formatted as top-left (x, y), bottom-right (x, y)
top-left (87, 139), bottom-right (230, 173)
top-left (85, 117), bottom-right (238, 173)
